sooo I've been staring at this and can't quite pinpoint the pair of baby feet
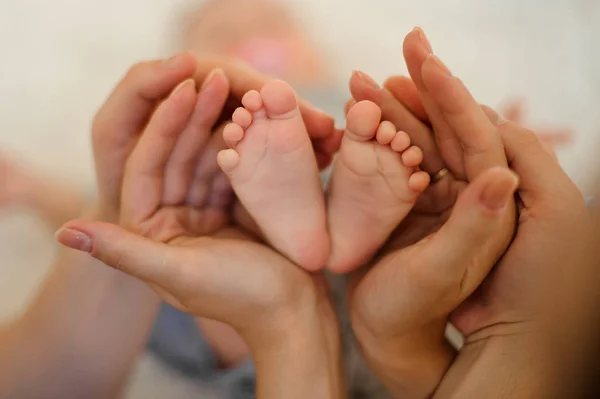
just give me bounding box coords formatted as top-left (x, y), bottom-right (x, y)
top-left (218, 80), bottom-right (429, 273)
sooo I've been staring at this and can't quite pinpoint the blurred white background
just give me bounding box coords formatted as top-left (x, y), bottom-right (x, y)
top-left (0, 0), bottom-right (599, 397)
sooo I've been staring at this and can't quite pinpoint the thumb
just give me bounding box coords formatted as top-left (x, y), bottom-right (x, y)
top-left (55, 219), bottom-right (185, 288)
top-left (423, 167), bottom-right (518, 299)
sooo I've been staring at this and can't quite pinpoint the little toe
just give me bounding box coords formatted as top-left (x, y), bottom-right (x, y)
top-left (260, 80), bottom-right (299, 119)
top-left (241, 90), bottom-right (264, 113)
top-left (345, 100), bottom-right (382, 142)
top-left (390, 131), bottom-right (411, 152)
top-left (376, 121), bottom-right (397, 145)
top-left (223, 123), bottom-right (245, 147)
top-left (232, 107), bottom-right (253, 128)
top-left (408, 171), bottom-right (431, 192)
top-left (217, 149), bottom-right (241, 174)
top-left (401, 146), bottom-right (424, 168)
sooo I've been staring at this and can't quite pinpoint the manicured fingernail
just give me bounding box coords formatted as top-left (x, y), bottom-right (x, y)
top-left (480, 172), bottom-right (519, 211)
top-left (201, 68), bottom-right (223, 90)
top-left (354, 70), bottom-right (380, 89)
top-left (414, 26), bottom-right (433, 54)
top-left (55, 228), bottom-right (92, 253)
top-left (428, 54), bottom-right (452, 77)
top-left (162, 53), bottom-right (187, 69)
top-left (170, 79), bottom-right (195, 98)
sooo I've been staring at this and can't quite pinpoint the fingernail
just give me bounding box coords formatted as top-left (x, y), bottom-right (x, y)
top-left (170, 79), bottom-right (195, 98)
top-left (162, 53), bottom-right (187, 69)
top-left (354, 70), bottom-right (380, 89)
top-left (428, 54), bottom-right (452, 77)
top-left (414, 27), bottom-right (433, 54)
top-left (55, 228), bottom-right (92, 253)
top-left (201, 68), bottom-right (223, 90)
top-left (480, 172), bottom-right (519, 211)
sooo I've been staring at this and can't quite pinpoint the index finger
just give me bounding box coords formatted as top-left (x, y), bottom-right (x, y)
top-left (421, 54), bottom-right (507, 180)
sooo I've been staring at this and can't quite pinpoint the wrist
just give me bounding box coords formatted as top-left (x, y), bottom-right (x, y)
top-left (434, 332), bottom-right (556, 399)
top-left (354, 318), bottom-right (455, 399)
top-left (244, 298), bottom-right (345, 399)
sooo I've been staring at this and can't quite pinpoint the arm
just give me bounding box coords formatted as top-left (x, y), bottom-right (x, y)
top-left (355, 325), bottom-right (455, 399)
top-left (251, 308), bottom-right (346, 399)
top-left (433, 334), bottom-right (556, 399)
top-left (0, 53), bottom-right (200, 398)
top-left (0, 226), bottom-right (159, 398)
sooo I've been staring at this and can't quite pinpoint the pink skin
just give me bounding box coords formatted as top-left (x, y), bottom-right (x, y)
top-left (217, 80), bottom-right (329, 271)
top-left (327, 100), bottom-right (430, 273)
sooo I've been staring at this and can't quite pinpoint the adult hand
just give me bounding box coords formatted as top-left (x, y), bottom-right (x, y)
top-left (58, 75), bottom-right (345, 399)
top-left (432, 107), bottom-right (593, 399)
top-left (92, 52), bottom-right (341, 223)
top-left (347, 28), bottom-right (520, 398)
top-left (349, 28), bottom-right (593, 399)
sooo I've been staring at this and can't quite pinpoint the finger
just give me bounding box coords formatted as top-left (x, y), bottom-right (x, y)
top-left (194, 55), bottom-right (335, 140)
top-left (421, 167), bottom-right (518, 300)
top-left (121, 80), bottom-right (197, 226)
top-left (92, 53), bottom-right (197, 216)
top-left (163, 69), bottom-right (230, 205)
top-left (187, 123), bottom-right (229, 207)
top-left (55, 220), bottom-right (194, 291)
top-left (313, 128), bottom-right (344, 170)
top-left (403, 28), bottom-right (466, 178)
top-left (498, 121), bottom-right (581, 207)
top-left (349, 70), bottom-right (445, 174)
top-left (421, 53), bottom-right (507, 180)
top-left (344, 99), bottom-right (356, 116)
top-left (383, 75), bottom-right (428, 122)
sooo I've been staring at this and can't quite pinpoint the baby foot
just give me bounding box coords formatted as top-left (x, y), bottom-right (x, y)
top-left (217, 80), bottom-right (329, 271)
top-left (327, 100), bottom-right (430, 273)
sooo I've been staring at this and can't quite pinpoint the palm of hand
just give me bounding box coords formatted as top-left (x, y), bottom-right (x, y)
top-left (451, 195), bottom-right (591, 338)
top-left (133, 193), bottom-right (232, 243)
top-left (349, 176), bottom-right (468, 336)
top-left (125, 180), bottom-right (327, 322)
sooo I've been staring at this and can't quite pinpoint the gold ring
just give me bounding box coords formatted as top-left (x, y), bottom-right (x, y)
top-left (430, 167), bottom-right (449, 184)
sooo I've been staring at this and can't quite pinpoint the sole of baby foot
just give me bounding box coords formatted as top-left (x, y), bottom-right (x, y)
top-left (217, 80), bottom-right (329, 271)
top-left (327, 100), bottom-right (429, 273)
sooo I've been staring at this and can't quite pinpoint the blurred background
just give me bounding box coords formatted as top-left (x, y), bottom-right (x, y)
top-left (0, 0), bottom-right (599, 397)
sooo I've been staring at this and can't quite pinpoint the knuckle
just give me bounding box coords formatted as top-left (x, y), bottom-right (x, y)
top-left (108, 249), bottom-right (126, 273)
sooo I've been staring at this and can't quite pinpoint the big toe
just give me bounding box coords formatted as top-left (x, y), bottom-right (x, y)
top-left (346, 100), bottom-right (382, 141)
top-left (261, 80), bottom-right (299, 118)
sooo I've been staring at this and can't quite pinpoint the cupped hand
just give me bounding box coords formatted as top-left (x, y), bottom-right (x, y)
top-left (349, 28), bottom-right (517, 339)
top-left (91, 52), bottom-right (341, 224)
top-left (345, 29), bottom-right (524, 397)
top-left (57, 69), bottom-right (337, 345)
